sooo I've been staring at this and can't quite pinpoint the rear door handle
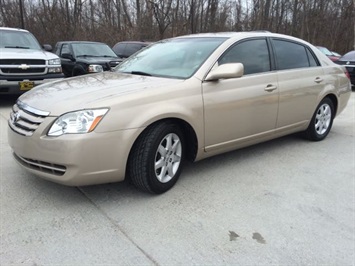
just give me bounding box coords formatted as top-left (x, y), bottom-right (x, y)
top-left (314, 77), bottom-right (323, 83)
top-left (264, 84), bottom-right (277, 92)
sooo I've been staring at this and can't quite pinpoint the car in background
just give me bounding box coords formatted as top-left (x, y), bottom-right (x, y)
top-left (331, 51), bottom-right (341, 57)
top-left (316, 46), bottom-right (341, 61)
top-left (0, 27), bottom-right (63, 95)
top-left (335, 50), bottom-right (355, 87)
top-left (53, 41), bottom-right (121, 77)
top-left (8, 32), bottom-right (351, 194)
top-left (112, 41), bottom-right (150, 59)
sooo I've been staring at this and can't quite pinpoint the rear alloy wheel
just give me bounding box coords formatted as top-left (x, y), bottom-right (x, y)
top-left (128, 122), bottom-right (185, 194)
top-left (304, 97), bottom-right (334, 141)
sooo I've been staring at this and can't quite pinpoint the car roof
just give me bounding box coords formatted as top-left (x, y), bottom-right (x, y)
top-left (175, 31), bottom-right (302, 40)
top-left (113, 41), bottom-right (151, 46)
top-left (339, 50), bottom-right (355, 61)
top-left (172, 31), bottom-right (313, 46)
top-left (56, 41), bottom-right (108, 45)
top-left (0, 27), bottom-right (28, 33)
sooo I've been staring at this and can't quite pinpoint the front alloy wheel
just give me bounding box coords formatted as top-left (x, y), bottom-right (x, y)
top-left (154, 133), bottom-right (182, 183)
top-left (128, 121), bottom-right (185, 194)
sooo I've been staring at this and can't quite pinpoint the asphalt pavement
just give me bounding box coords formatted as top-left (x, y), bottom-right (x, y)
top-left (1, 93), bottom-right (354, 265)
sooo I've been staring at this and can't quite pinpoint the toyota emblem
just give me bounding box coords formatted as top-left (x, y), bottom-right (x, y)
top-left (12, 112), bottom-right (21, 123)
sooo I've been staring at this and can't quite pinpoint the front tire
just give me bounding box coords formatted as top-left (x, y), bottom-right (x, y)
top-left (304, 97), bottom-right (335, 141)
top-left (128, 121), bottom-right (185, 194)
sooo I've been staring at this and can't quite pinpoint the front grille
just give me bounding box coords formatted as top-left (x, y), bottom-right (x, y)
top-left (0, 59), bottom-right (45, 65)
top-left (0, 59), bottom-right (47, 75)
top-left (8, 101), bottom-right (49, 136)
top-left (1, 68), bottom-right (45, 74)
top-left (14, 153), bottom-right (66, 176)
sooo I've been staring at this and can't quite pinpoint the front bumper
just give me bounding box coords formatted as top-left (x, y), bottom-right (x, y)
top-left (7, 117), bottom-right (141, 186)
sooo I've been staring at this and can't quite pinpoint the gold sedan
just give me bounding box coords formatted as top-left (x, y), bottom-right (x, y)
top-left (8, 32), bottom-right (352, 193)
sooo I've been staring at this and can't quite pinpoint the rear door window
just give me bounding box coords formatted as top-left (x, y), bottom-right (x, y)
top-left (272, 39), bottom-right (318, 70)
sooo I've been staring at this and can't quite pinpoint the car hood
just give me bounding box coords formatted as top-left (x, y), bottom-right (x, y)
top-left (0, 47), bottom-right (58, 60)
top-left (19, 71), bottom-right (184, 116)
top-left (76, 56), bottom-right (121, 64)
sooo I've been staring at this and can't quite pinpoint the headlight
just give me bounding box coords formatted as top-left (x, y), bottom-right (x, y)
top-left (48, 67), bottom-right (62, 73)
top-left (48, 58), bottom-right (61, 65)
top-left (88, 64), bottom-right (103, 73)
top-left (48, 109), bottom-right (109, 136)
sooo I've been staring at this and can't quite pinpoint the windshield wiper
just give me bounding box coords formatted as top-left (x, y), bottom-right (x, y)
top-left (76, 54), bottom-right (99, 57)
top-left (5, 46), bottom-right (30, 49)
top-left (130, 71), bottom-right (152, 76)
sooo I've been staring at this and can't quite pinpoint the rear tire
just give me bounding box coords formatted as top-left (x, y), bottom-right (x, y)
top-left (304, 97), bottom-right (334, 141)
top-left (128, 121), bottom-right (185, 194)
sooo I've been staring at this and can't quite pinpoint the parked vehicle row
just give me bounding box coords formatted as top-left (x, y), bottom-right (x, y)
top-left (7, 32), bottom-right (352, 194)
top-left (0, 27), bottom-right (150, 95)
top-left (316, 46), bottom-right (341, 61)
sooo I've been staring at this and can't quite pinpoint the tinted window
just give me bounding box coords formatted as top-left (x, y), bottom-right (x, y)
top-left (61, 44), bottom-right (70, 55)
top-left (112, 43), bottom-right (127, 56)
top-left (307, 49), bottom-right (318, 67)
top-left (218, 39), bottom-right (271, 75)
top-left (273, 40), bottom-right (310, 70)
top-left (125, 44), bottom-right (145, 57)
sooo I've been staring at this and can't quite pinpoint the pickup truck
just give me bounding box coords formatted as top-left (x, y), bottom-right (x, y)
top-left (0, 27), bottom-right (63, 95)
top-left (53, 41), bottom-right (121, 77)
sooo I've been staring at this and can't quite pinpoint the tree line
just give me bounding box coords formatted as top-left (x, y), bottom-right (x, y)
top-left (0, 0), bottom-right (354, 54)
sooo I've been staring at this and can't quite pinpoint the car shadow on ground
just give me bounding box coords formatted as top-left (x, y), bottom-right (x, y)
top-left (0, 95), bottom-right (19, 107)
top-left (76, 133), bottom-right (304, 201)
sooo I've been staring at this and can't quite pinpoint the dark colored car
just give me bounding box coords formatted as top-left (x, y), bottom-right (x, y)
top-left (112, 41), bottom-right (150, 58)
top-left (335, 50), bottom-right (355, 87)
top-left (316, 46), bottom-right (341, 62)
top-left (53, 41), bottom-right (121, 77)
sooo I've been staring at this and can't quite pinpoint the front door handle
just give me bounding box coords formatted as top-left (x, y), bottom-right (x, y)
top-left (265, 84), bottom-right (277, 92)
top-left (314, 77), bottom-right (323, 83)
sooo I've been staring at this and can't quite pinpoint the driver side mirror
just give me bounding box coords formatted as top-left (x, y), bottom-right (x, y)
top-left (61, 53), bottom-right (75, 61)
top-left (205, 63), bottom-right (244, 81)
top-left (42, 44), bottom-right (52, 52)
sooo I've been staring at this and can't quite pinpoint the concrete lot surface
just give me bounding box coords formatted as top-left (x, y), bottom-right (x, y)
top-left (1, 93), bottom-right (354, 265)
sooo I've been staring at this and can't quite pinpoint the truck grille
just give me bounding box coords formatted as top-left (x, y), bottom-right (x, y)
top-left (1, 68), bottom-right (45, 74)
top-left (0, 59), bottom-right (45, 65)
top-left (0, 59), bottom-right (47, 76)
top-left (8, 101), bottom-right (50, 137)
top-left (13, 153), bottom-right (66, 176)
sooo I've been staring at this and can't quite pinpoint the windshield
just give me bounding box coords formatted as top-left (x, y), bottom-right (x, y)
top-left (317, 46), bottom-right (333, 56)
top-left (115, 37), bottom-right (226, 79)
top-left (72, 43), bottom-right (117, 57)
top-left (0, 29), bottom-right (42, 49)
